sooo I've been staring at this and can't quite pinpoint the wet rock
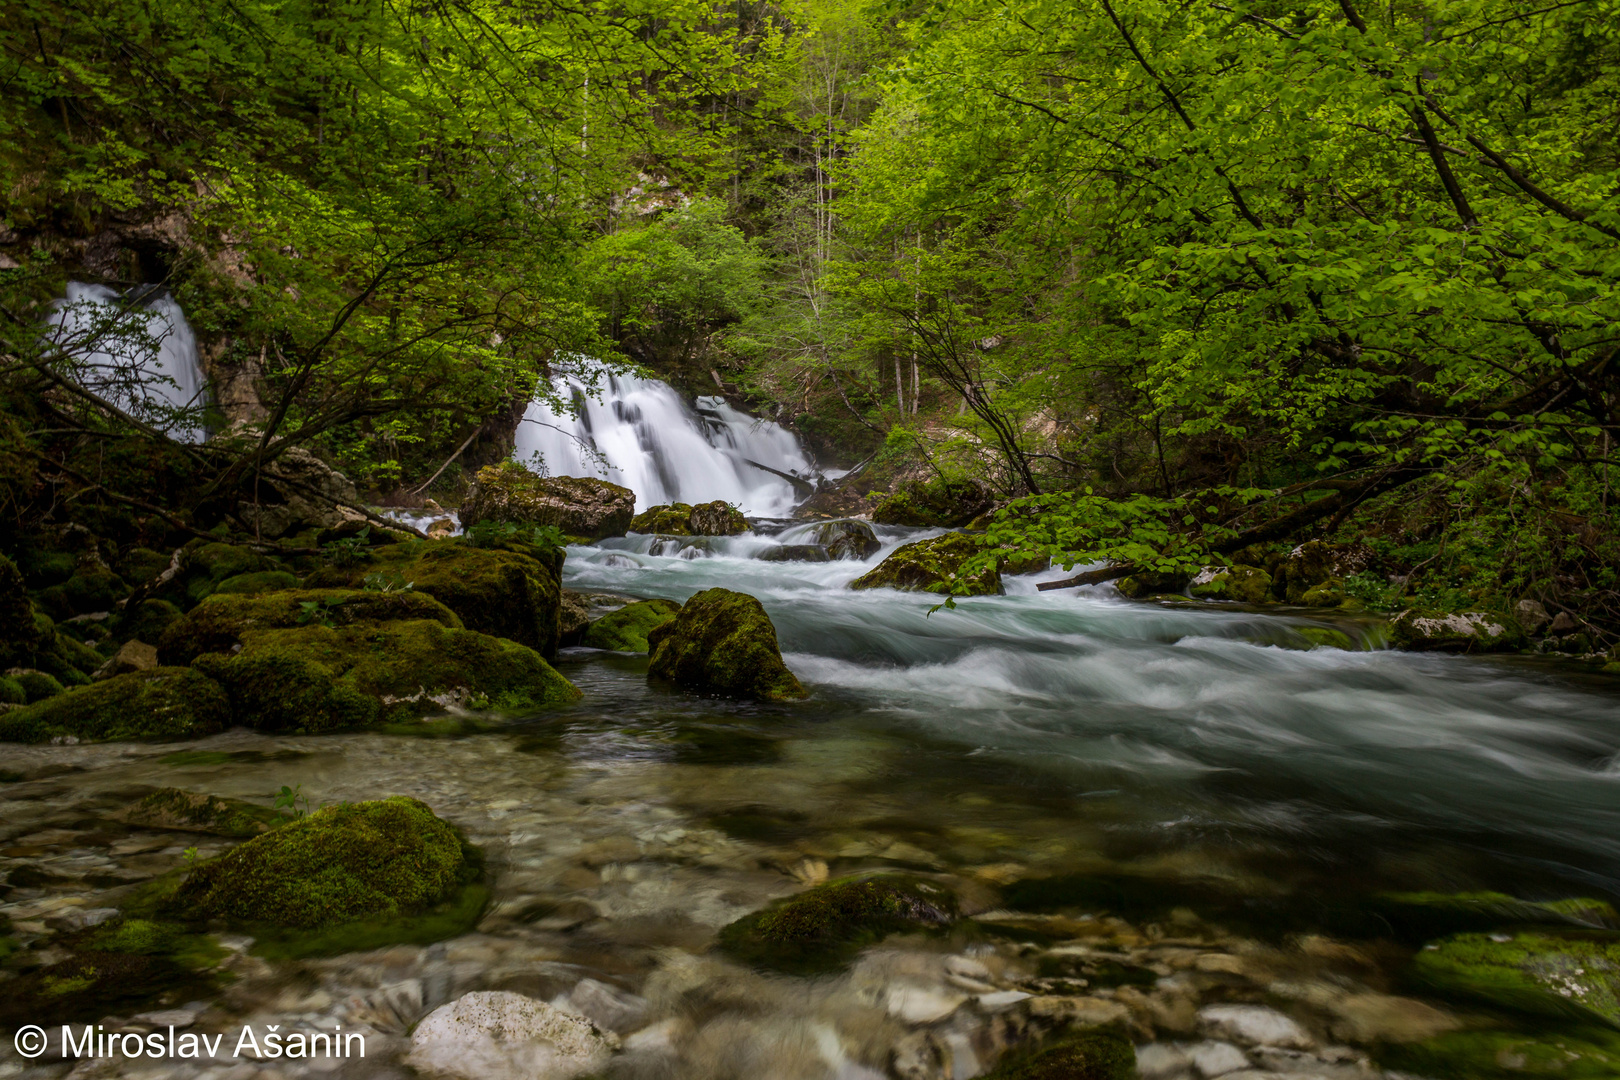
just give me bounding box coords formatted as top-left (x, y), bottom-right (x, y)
top-left (583, 598), bottom-right (680, 653)
top-left (566, 976), bottom-right (649, 1033)
top-left (887, 984), bottom-right (969, 1024)
top-left (1380, 1028), bottom-right (1620, 1080)
top-left (558, 589), bottom-right (592, 646)
top-left (1189, 566), bottom-right (1272, 604)
top-left (631, 501), bottom-right (749, 537)
top-left (1408, 931), bottom-right (1620, 1026)
top-left (195, 619), bottom-right (580, 732)
top-left (1391, 608), bottom-right (1523, 652)
top-left (234, 446), bottom-right (367, 539)
top-left (120, 787), bottom-right (284, 837)
top-left (0, 667), bottom-right (229, 743)
top-left (1026, 996), bottom-right (1133, 1028)
top-left (462, 461), bottom-right (636, 541)
top-left (1197, 1005), bottom-right (1313, 1050)
top-left (718, 875), bottom-right (956, 974)
top-left (1372, 889), bottom-right (1618, 937)
top-left (1323, 992), bottom-right (1460, 1043)
top-left (158, 587), bottom-right (463, 665)
top-left (92, 638), bottom-right (159, 679)
top-left (1294, 626), bottom-right (1355, 651)
top-left (757, 544), bottom-right (832, 563)
top-left (872, 479), bottom-right (995, 528)
top-left (1514, 599), bottom-right (1551, 633)
top-left (849, 533), bottom-right (1001, 596)
top-left (1116, 570), bottom-right (1190, 598)
top-left (806, 519), bottom-right (882, 560)
top-left (1187, 1040), bottom-right (1251, 1077)
top-left (406, 990), bottom-right (618, 1080)
top-left (1272, 542), bottom-right (1374, 604)
top-left (980, 1026), bottom-right (1136, 1079)
top-left (646, 587), bottom-right (805, 701)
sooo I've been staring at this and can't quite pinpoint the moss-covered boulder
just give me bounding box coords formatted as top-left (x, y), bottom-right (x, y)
top-left (688, 500), bottom-right (749, 536)
top-left (1374, 891), bottom-right (1619, 940)
top-left (461, 461), bottom-right (635, 541)
top-left (849, 533), bottom-right (1002, 596)
top-left (871, 479), bottom-right (995, 528)
top-left (211, 570), bottom-right (302, 595)
top-left (580, 598), bottom-right (677, 652)
top-left (0, 675), bottom-right (23, 705)
top-left (806, 519), bottom-right (881, 560)
top-left (1392, 608), bottom-right (1523, 652)
top-left (307, 539), bottom-right (563, 659)
top-left (158, 588), bottom-right (463, 666)
top-left (0, 555), bottom-right (91, 683)
top-left (173, 797), bottom-right (474, 933)
top-left (8, 668), bottom-right (64, 703)
top-left (1379, 1027), bottom-right (1620, 1080)
top-left (115, 598), bottom-right (183, 645)
top-left (1409, 932), bottom-right (1620, 1026)
top-left (757, 544), bottom-right (832, 563)
top-left (646, 588), bottom-right (805, 701)
top-left (983, 1028), bottom-right (1137, 1080)
top-left (1115, 569), bottom-right (1190, 598)
top-left (1189, 565), bottom-right (1272, 604)
top-left (718, 875), bottom-right (956, 974)
top-left (195, 619), bottom-right (579, 733)
top-left (122, 787), bottom-right (285, 837)
top-left (631, 503), bottom-right (696, 534)
top-left (172, 541), bottom-right (278, 607)
top-left (36, 564), bottom-right (130, 617)
top-left (0, 668), bottom-right (230, 744)
top-left (1294, 625), bottom-right (1356, 650)
top-left (1272, 540), bottom-right (1375, 603)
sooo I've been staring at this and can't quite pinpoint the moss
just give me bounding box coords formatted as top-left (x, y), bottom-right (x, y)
top-left (982, 1027), bottom-right (1137, 1080)
top-left (805, 519), bottom-right (882, 560)
top-left (123, 787), bottom-right (285, 837)
top-left (1409, 931), bottom-right (1620, 1026)
top-left (195, 619), bottom-right (579, 733)
top-left (1376, 891), bottom-right (1619, 939)
top-left (462, 460), bottom-right (636, 540)
top-left (1301, 578), bottom-right (1347, 607)
top-left (583, 598), bottom-right (681, 652)
top-left (849, 533), bottom-right (1002, 596)
top-left (646, 588), bottom-right (806, 701)
top-left (0, 675), bottom-right (23, 704)
top-left (688, 500), bottom-right (748, 536)
top-left (1115, 570), bottom-right (1189, 598)
top-left (630, 503), bottom-right (696, 535)
top-left (211, 570), bottom-right (301, 595)
top-left (0, 667), bottom-right (230, 744)
top-left (13, 668), bottom-right (65, 702)
top-left (1378, 1028), bottom-right (1620, 1080)
top-left (1189, 565), bottom-right (1272, 604)
top-left (0, 949), bottom-right (218, 1028)
top-left (1295, 626), bottom-right (1355, 650)
top-left (871, 479), bottom-right (994, 527)
top-left (158, 587), bottom-right (463, 665)
top-left (719, 875), bottom-right (957, 974)
top-left (173, 797), bottom-right (475, 931)
top-left (37, 565), bottom-right (130, 617)
top-left (1392, 608), bottom-right (1525, 652)
top-left (114, 598), bottom-right (183, 644)
top-left (118, 546), bottom-right (173, 585)
top-left (0, 554), bottom-right (51, 668)
top-left (174, 541), bottom-right (276, 606)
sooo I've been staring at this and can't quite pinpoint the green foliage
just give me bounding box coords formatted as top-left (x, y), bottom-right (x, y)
top-left (319, 529), bottom-right (372, 569)
top-left (466, 520), bottom-right (566, 555)
top-left (296, 596), bottom-right (345, 628)
top-left (360, 571), bottom-right (413, 594)
top-left (273, 784), bottom-right (310, 820)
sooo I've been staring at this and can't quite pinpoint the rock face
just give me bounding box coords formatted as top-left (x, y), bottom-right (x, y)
top-left (1188, 565), bottom-right (1272, 604)
top-left (849, 533), bottom-right (1001, 596)
top-left (406, 991), bottom-right (617, 1080)
top-left (629, 500), bottom-right (748, 537)
top-left (461, 461), bottom-right (635, 541)
top-left (1392, 608), bottom-right (1523, 652)
top-left (804, 519), bottom-right (881, 560)
top-left (0, 667), bottom-right (230, 743)
top-left (583, 598), bottom-right (680, 652)
top-left (195, 619), bottom-right (580, 732)
top-left (158, 588), bottom-right (463, 666)
top-left (234, 447), bottom-right (367, 539)
top-left (719, 875), bottom-right (956, 974)
top-left (871, 479), bottom-right (995, 528)
top-left (175, 797), bottom-right (470, 928)
top-left (646, 588), bottom-right (805, 701)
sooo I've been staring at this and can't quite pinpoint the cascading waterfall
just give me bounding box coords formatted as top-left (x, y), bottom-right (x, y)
top-left (46, 282), bottom-right (210, 442)
top-left (513, 370), bottom-right (817, 515)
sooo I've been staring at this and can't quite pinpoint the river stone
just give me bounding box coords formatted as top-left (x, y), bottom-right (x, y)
top-left (0, 667), bottom-right (230, 744)
top-left (158, 588), bottom-right (464, 666)
top-left (757, 544), bottom-right (831, 563)
top-left (583, 598), bottom-right (680, 652)
top-left (805, 519), bottom-right (881, 560)
top-left (462, 461), bottom-right (636, 541)
top-left (92, 638), bottom-right (159, 679)
top-left (1391, 608), bottom-right (1523, 652)
top-left (646, 588), bottom-right (805, 701)
top-left (406, 990), bottom-right (618, 1080)
top-left (558, 590), bottom-right (591, 646)
top-left (1198, 1005), bottom-right (1314, 1049)
top-left (849, 533), bottom-right (1001, 596)
top-left (1188, 1040), bottom-right (1252, 1077)
top-left (1189, 565), bottom-right (1272, 604)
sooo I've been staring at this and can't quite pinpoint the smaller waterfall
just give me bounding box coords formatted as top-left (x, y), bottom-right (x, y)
top-left (514, 371), bottom-right (816, 516)
top-left (46, 282), bottom-right (210, 442)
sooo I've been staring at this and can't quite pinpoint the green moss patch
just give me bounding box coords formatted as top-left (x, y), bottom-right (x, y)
top-left (982, 1027), bottom-right (1137, 1080)
top-left (630, 503), bottom-right (696, 535)
top-left (1377, 891), bottom-right (1619, 940)
top-left (158, 587), bottom-right (462, 665)
top-left (646, 588), bottom-right (805, 701)
top-left (122, 787), bottom-right (285, 837)
top-left (0, 668), bottom-right (230, 744)
top-left (849, 533), bottom-right (1001, 596)
top-left (175, 541), bottom-right (278, 606)
top-left (583, 598), bottom-right (680, 652)
top-left (1379, 1027), bottom-right (1620, 1080)
top-left (871, 479), bottom-right (994, 527)
top-left (718, 875), bottom-right (956, 974)
top-left (1409, 931), bottom-right (1620, 1027)
top-left (211, 570), bottom-right (302, 595)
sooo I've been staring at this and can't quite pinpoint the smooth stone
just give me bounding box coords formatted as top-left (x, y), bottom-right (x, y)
top-left (1189, 1040), bottom-right (1252, 1077)
top-left (1136, 1043), bottom-right (1192, 1079)
top-left (976, 990), bottom-right (1030, 1011)
top-left (886, 985), bottom-right (968, 1024)
top-left (405, 990), bottom-right (618, 1080)
top-left (1199, 1005), bottom-right (1314, 1050)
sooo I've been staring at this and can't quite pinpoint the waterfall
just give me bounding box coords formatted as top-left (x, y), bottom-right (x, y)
top-left (46, 282), bottom-right (210, 442)
top-left (513, 371), bottom-right (817, 516)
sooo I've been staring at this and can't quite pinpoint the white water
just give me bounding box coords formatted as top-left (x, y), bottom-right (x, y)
top-left (514, 371), bottom-right (816, 515)
top-left (46, 282), bottom-right (210, 442)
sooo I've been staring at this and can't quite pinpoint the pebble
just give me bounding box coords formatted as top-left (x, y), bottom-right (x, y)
top-left (405, 991), bottom-right (618, 1080)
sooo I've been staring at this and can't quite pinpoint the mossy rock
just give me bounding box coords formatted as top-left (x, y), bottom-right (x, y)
top-left (36, 565), bottom-right (130, 617)
top-left (1378, 1027), bottom-right (1620, 1079)
top-left (1115, 570), bottom-right (1190, 599)
top-left (0, 555), bottom-right (51, 666)
top-left (10, 668), bottom-right (64, 703)
top-left (171, 797), bottom-right (484, 955)
top-left (0, 667), bottom-right (230, 744)
top-left (118, 546), bottom-right (173, 585)
top-left (0, 945), bottom-right (218, 1029)
top-left (1295, 625), bottom-right (1355, 650)
top-left (1300, 577), bottom-right (1346, 607)
top-left (757, 544), bottom-right (831, 563)
top-left (630, 503), bottom-right (696, 535)
top-left (718, 875), bottom-right (956, 974)
top-left (174, 541), bottom-right (277, 606)
top-left (982, 1027), bottom-right (1137, 1080)
top-left (1189, 565), bottom-right (1272, 604)
top-left (115, 598), bottom-right (183, 645)
top-left (306, 539), bottom-right (563, 659)
top-left (805, 519), bottom-right (881, 560)
top-left (195, 619), bottom-right (579, 733)
top-left (1409, 931), bottom-right (1620, 1026)
top-left (646, 588), bottom-right (805, 701)
top-left (0, 675), bottom-right (23, 704)
top-left (688, 500), bottom-right (748, 536)
top-left (1274, 540), bottom-right (1376, 603)
top-left (122, 787), bottom-right (285, 837)
top-left (871, 479), bottom-right (994, 528)
top-left (211, 570), bottom-right (302, 595)
top-left (849, 532), bottom-right (1001, 596)
top-left (461, 461), bottom-right (635, 541)
top-left (158, 587), bottom-right (463, 666)
top-left (583, 598), bottom-right (680, 652)
top-left (1375, 891), bottom-right (1619, 941)
top-left (1392, 608), bottom-right (1524, 652)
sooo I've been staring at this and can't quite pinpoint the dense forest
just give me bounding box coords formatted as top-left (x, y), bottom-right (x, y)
top-left (2, 0), bottom-right (1618, 643)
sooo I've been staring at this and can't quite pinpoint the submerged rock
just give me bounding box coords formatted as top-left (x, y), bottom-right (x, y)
top-left (1189, 565), bottom-right (1272, 604)
top-left (631, 500), bottom-right (749, 537)
top-left (1197, 1004), bottom-right (1314, 1049)
top-left (979, 1027), bottom-right (1136, 1080)
top-left (462, 461), bottom-right (636, 541)
top-left (1408, 931), bottom-right (1620, 1026)
top-left (756, 544), bottom-right (831, 563)
top-left (1392, 608), bottom-right (1523, 652)
top-left (646, 588), bottom-right (805, 701)
top-left (406, 990), bottom-right (618, 1080)
top-left (849, 533), bottom-right (1001, 596)
top-left (1381, 1027), bottom-right (1620, 1080)
top-left (194, 619), bottom-right (579, 733)
top-left (1374, 890), bottom-right (1619, 938)
top-left (583, 598), bottom-right (680, 652)
top-left (158, 587), bottom-right (463, 665)
top-left (806, 518), bottom-right (882, 560)
top-left (871, 479), bottom-right (995, 528)
top-left (0, 667), bottom-right (229, 743)
top-left (718, 875), bottom-right (956, 974)
top-left (122, 786), bottom-right (284, 837)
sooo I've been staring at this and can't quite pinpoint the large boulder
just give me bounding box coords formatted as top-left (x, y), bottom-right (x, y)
top-left (849, 533), bottom-right (1001, 596)
top-left (1188, 564), bottom-right (1272, 604)
top-left (719, 875), bottom-right (956, 974)
top-left (1392, 608), bottom-right (1523, 652)
top-left (0, 667), bottom-right (230, 744)
top-left (756, 544), bottom-right (831, 563)
top-left (646, 588), bottom-right (805, 701)
top-left (629, 500), bottom-right (748, 537)
top-left (803, 519), bottom-right (880, 560)
top-left (307, 539), bottom-right (562, 659)
top-left (461, 461), bottom-right (635, 541)
top-left (158, 588), bottom-right (463, 666)
top-left (1409, 931), bottom-right (1620, 1027)
top-left (1271, 540), bottom-right (1375, 603)
top-left (871, 478), bottom-right (994, 528)
top-left (0, 555), bottom-right (101, 684)
top-left (234, 446), bottom-right (368, 539)
top-left (406, 991), bottom-right (618, 1080)
top-left (582, 598), bottom-right (680, 652)
top-left (195, 619), bottom-right (580, 733)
